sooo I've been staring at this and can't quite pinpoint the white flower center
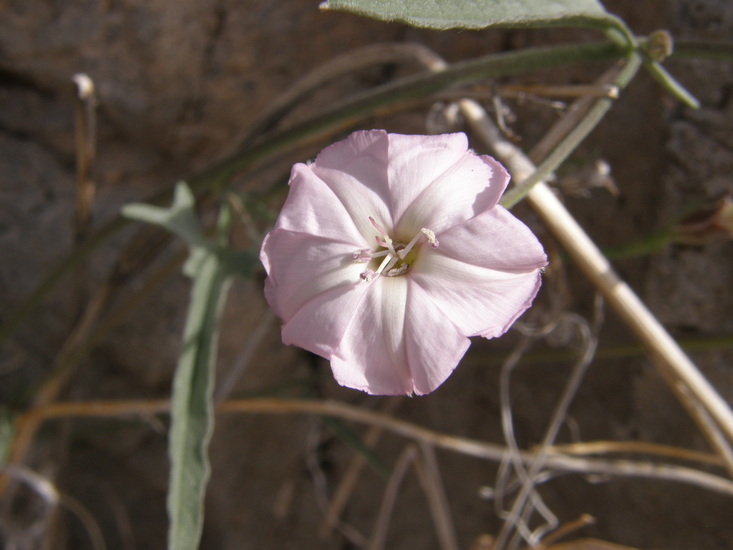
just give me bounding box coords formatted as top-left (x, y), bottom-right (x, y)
top-left (353, 217), bottom-right (439, 282)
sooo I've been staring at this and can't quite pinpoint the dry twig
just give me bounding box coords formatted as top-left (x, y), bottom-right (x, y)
top-left (18, 398), bottom-right (733, 498)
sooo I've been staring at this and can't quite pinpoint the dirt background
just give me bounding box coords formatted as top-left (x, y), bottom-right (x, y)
top-left (1, 0), bottom-right (732, 549)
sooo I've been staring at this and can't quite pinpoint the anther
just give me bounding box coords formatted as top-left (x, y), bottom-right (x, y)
top-left (352, 248), bottom-right (371, 262)
top-left (421, 228), bottom-right (439, 248)
top-left (356, 219), bottom-right (438, 282)
top-left (386, 264), bottom-right (410, 277)
top-left (398, 227), bottom-right (438, 259)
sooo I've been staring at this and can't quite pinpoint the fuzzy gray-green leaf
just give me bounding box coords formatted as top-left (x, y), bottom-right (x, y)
top-left (122, 182), bottom-right (207, 250)
top-left (321, 0), bottom-right (617, 31)
top-left (124, 183), bottom-right (238, 550)
top-left (167, 252), bottom-right (230, 550)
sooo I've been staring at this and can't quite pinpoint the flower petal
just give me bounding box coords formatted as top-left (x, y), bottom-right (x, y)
top-left (274, 163), bottom-right (370, 246)
top-left (437, 206), bottom-right (548, 271)
top-left (397, 152), bottom-right (510, 237)
top-left (330, 277), bottom-right (413, 395)
top-left (411, 252), bottom-right (543, 338)
top-left (329, 277), bottom-right (471, 395)
top-left (310, 130), bottom-right (394, 240)
top-left (280, 282), bottom-right (370, 359)
top-left (404, 282), bottom-right (471, 395)
top-left (384, 132), bottom-right (471, 223)
top-left (260, 229), bottom-right (364, 320)
top-left (259, 130), bottom-right (547, 396)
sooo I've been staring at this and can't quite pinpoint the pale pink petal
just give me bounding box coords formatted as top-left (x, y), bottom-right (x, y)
top-left (330, 277), bottom-right (413, 395)
top-left (437, 206), bottom-right (548, 271)
top-left (329, 277), bottom-right (471, 395)
top-left (260, 130), bottom-right (547, 396)
top-left (274, 163), bottom-right (370, 245)
top-left (397, 153), bottom-right (510, 237)
top-left (404, 282), bottom-right (471, 395)
top-left (280, 282), bottom-right (370, 359)
top-left (310, 130), bottom-right (394, 240)
top-left (260, 229), bottom-right (364, 320)
top-left (384, 133), bottom-right (470, 222)
top-left (411, 252), bottom-right (543, 338)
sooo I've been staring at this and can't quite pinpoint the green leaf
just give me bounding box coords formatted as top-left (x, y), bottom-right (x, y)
top-left (166, 248), bottom-right (230, 550)
top-left (321, 0), bottom-right (629, 38)
top-left (0, 410), bottom-right (13, 466)
top-left (122, 183), bottom-right (207, 251)
top-left (123, 184), bottom-right (253, 550)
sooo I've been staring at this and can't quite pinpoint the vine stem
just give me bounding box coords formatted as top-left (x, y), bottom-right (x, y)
top-left (456, 90), bottom-right (733, 469)
top-left (498, 54), bottom-right (642, 208)
top-left (9, 397), bottom-right (733, 497)
top-left (0, 40), bottom-right (625, 348)
top-left (420, 47), bottom-right (733, 468)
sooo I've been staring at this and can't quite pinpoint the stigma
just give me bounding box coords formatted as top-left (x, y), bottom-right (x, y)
top-left (354, 218), bottom-right (439, 282)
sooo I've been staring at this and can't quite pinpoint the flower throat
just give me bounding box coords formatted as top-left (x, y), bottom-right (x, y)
top-left (353, 217), bottom-right (438, 282)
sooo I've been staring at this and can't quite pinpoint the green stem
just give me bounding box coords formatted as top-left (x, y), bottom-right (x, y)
top-left (601, 228), bottom-right (674, 260)
top-left (187, 40), bottom-right (626, 192)
top-left (642, 57), bottom-right (700, 109)
top-left (472, 332), bottom-right (733, 366)
top-left (672, 40), bottom-right (733, 61)
top-left (0, 40), bottom-right (627, 347)
top-left (500, 52), bottom-right (643, 209)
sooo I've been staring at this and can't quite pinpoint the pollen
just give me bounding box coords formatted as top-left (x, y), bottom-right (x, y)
top-left (354, 219), bottom-right (439, 281)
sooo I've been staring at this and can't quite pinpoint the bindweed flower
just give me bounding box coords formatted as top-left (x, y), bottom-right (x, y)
top-left (260, 130), bottom-right (547, 395)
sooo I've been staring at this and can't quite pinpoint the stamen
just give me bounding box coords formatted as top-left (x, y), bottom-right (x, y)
top-left (374, 254), bottom-right (397, 277)
top-left (387, 264), bottom-right (410, 277)
top-left (421, 228), bottom-right (439, 248)
top-left (397, 227), bottom-right (439, 259)
top-left (357, 219), bottom-right (438, 282)
top-left (398, 232), bottom-right (423, 260)
top-left (352, 248), bottom-right (371, 262)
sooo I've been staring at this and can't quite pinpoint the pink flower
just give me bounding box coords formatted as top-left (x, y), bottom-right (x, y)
top-left (260, 130), bottom-right (547, 395)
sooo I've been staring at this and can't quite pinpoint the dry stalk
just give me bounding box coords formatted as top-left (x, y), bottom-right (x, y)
top-left (1, 465), bottom-right (106, 550)
top-left (537, 514), bottom-right (596, 548)
top-left (319, 398), bottom-right (400, 540)
top-left (72, 73), bottom-right (97, 243)
top-left (18, 398), bottom-right (733, 498)
top-left (495, 335), bottom-right (557, 544)
top-left (215, 310), bottom-right (275, 402)
top-left (304, 418), bottom-right (368, 547)
top-left (235, 42), bottom-right (448, 148)
top-left (407, 44), bottom-right (733, 473)
top-left (369, 442), bottom-right (459, 550)
top-left (369, 445), bottom-right (419, 550)
top-left (496, 310), bottom-right (600, 550)
top-left (455, 93), bottom-right (733, 474)
top-left (545, 440), bottom-right (725, 467)
top-left (415, 442), bottom-right (460, 550)
top-left (369, 445), bottom-right (418, 550)
top-left (1, 249), bottom-right (187, 498)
